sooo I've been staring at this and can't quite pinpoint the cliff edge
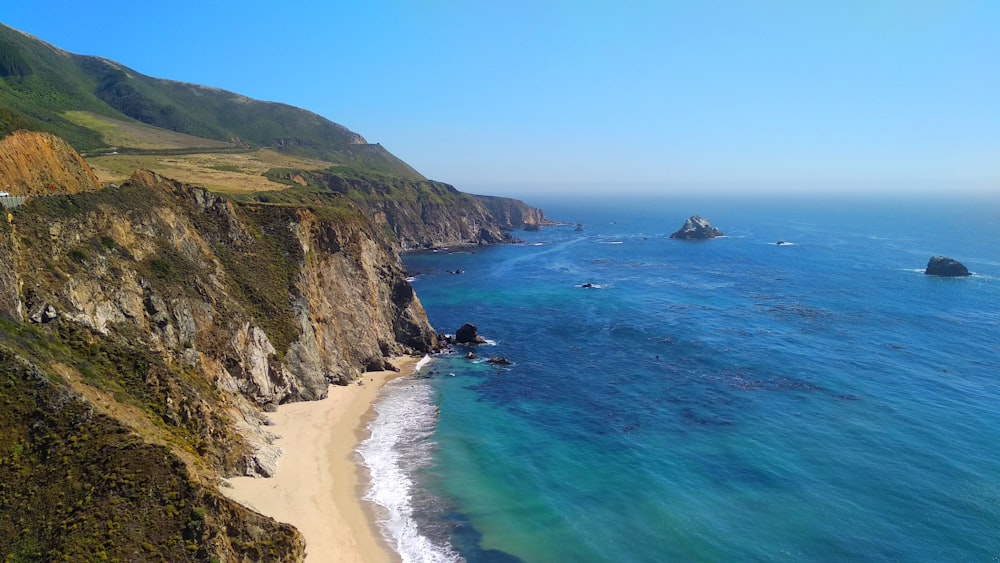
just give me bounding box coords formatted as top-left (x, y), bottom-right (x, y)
top-left (0, 130), bottom-right (102, 195)
top-left (0, 132), bottom-right (439, 560)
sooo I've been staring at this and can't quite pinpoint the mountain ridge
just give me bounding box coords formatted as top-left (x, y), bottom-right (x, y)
top-left (0, 22), bottom-right (420, 178)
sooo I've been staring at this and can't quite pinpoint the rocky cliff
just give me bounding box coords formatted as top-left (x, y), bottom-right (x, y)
top-left (265, 167), bottom-right (548, 250)
top-left (474, 194), bottom-right (552, 230)
top-left (0, 130), bottom-right (102, 195)
top-left (0, 136), bottom-right (438, 559)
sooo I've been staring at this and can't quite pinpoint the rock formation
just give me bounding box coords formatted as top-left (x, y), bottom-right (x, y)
top-left (454, 323), bottom-right (486, 344)
top-left (263, 168), bottom-right (553, 251)
top-left (0, 130), bottom-right (102, 195)
top-left (925, 256), bottom-right (971, 277)
top-left (0, 135), bottom-right (441, 560)
top-left (265, 168), bottom-right (536, 251)
top-left (474, 194), bottom-right (551, 230)
top-left (670, 215), bottom-right (723, 240)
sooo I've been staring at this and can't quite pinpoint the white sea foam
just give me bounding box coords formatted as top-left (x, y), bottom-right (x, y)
top-left (357, 375), bottom-right (461, 562)
top-left (414, 354), bottom-right (433, 373)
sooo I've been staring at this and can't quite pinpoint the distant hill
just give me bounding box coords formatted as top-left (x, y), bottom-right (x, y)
top-left (0, 23), bottom-right (422, 178)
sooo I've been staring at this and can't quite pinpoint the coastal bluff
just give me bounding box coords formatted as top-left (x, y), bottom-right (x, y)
top-left (0, 140), bottom-right (443, 560)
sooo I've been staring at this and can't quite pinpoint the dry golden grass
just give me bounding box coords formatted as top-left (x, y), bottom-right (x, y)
top-left (87, 149), bottom-right (333, 193)
top-left (65, 111), bottom-right (332, 194)
top-left (63, 111), bottom-right (234, 151)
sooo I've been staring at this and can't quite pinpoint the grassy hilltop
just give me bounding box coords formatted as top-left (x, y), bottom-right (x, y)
top-left (0, 23), bottom-right (420, 179)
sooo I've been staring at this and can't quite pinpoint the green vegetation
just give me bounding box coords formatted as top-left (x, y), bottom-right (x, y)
top-left (266, 165), bottom-right (462, 206)
top-left (0, 347), bottom-right (301, 561)
top-left (0, 174), bottom-right (318, 559)
top-left (201, 204), bottom-right (306, 356)
top-left (0, 106), bottom-right (37, 138)
top-left (0, 23), bottom-right (422, 178)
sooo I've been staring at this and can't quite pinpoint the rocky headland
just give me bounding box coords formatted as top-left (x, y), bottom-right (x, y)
top-left (474, 194), bottom-right (553, 230)
top-left (0, 136), bottom-right (450, 560)
top-left (263, 168), bottom-right (547, 251)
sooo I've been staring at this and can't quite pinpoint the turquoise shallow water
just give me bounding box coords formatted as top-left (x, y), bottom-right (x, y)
top-left (363, 195), bottom-right (1000, 562)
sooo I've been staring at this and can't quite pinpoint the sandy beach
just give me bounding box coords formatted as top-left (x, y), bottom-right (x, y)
top-left (222, 356), bottom-right (422, 562)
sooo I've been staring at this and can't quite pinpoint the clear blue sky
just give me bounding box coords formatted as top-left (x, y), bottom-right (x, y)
top-left (4, 1), bottom-right (998, 196)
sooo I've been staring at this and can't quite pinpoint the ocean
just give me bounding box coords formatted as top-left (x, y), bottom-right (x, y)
top-left (358, 194), bottom-right (1000, 562)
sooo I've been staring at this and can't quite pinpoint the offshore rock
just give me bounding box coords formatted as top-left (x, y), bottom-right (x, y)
top-left (925, 256), bottom-right (971, 277)
top-left (670, 215), bottom-right (723, 240)
top-left (455, 323), bottom-right (486, 344)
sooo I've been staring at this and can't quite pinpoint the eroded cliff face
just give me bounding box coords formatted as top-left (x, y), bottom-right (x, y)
top-left (266, 168), bottom-right (527, 250)
top-left (0, 158), bottom-right (437, 560)
top-left (4, 168), bottom-right (435, 452)
top-left (0, 130), bottom-right (102, 195)
top-left (474, 194), bottom-right (552, 230)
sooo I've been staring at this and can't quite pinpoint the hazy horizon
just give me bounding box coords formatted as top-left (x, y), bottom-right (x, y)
top-left (4, 2), bottom-right (998, 195)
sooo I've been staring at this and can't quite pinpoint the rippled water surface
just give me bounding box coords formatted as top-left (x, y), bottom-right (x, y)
top-left (362, 195), bottom-right (1000, 562)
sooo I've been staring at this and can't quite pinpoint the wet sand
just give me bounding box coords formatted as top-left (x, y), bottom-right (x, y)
top-left (222, 357), bottom-right (421, 562)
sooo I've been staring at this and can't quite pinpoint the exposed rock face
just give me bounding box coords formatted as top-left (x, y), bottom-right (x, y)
top-left (6, 169), bottom-right (437, 406)
top-left (670, 215), bottom-right (723, 240)
top-left (0, 164), bottom-right (441, 558)
top-left (925, 256), bottom-right (971, 277)
top-left (454, 323), bottom-right (486, 344)
top-left (0, 130), bottom-right (102, 195)
top-left (474, 194), bottom-right (551, 230)
top-left (265, 169), bottom-right (536, 251)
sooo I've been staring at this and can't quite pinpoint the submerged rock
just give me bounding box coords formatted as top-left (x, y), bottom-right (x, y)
top-left (455, 323), bottom-right (486, 344)
top-left (670, 215), bottom-right (723, 240)
top-left (925, 256), bottom-right (971, 277)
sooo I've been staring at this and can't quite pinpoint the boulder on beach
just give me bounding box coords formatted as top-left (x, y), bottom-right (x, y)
top-left (924, 256), bottom-right (971, 277)
top-left (670, 215), bottom-right (723, 240)
top-left (455, 323), bottom-right (486, 344)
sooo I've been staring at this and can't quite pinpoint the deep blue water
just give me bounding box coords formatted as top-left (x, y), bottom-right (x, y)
top-left (361, 195), bottom-right (1000, 562)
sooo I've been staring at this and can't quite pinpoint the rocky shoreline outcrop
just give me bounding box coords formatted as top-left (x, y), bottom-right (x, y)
top-left (453, 322), bottom-right (487, 344)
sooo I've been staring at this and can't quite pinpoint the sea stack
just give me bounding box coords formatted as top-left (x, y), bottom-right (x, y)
top-left (670, 215), bottom-right (723, 240)
top-left (455, 323), bottom-right (487, 344)
top-left (924, 256), bottom-right (971, 277)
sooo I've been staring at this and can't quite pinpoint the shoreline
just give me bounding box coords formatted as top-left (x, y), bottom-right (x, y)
top-left (221, 356), bottom-right (422, 562)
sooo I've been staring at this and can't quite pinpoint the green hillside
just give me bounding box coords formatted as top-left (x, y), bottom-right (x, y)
top-left (0, 23), bottom-right (422, 179)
